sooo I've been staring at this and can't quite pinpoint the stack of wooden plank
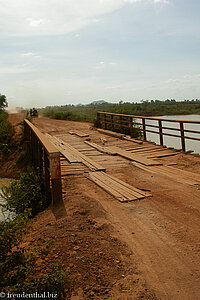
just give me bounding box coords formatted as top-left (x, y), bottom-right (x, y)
top-left (85, 171), bottom-right (152, 202)
top-left (123, 144), bottom-right (178, 158)
top-left (60, 156), bottom-right (85, 176)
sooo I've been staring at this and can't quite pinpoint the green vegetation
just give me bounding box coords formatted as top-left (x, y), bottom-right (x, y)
top-left (0, 93), bottom-right (8, 110)
top-left (0, 211), bottom-right (69, 299)
top-left (14, 117), bottom-right (33, 168)
top-left (0, 169), bottom-right (70, 299)
top-left (40, 99), bottom-right (200, 123)
top-left (1, 168), bottom-right (47, 217)
top-left (0, 94), bottom-right (14, 155)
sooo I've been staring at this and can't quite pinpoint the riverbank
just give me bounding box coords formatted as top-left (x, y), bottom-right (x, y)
top-left (39, 100), bottom-right (200, 124)
top-left (0, 113), bottom-right (26, 178)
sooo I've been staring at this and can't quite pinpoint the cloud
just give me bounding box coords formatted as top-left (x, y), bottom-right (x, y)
top-left (0, 65), bottom-right (35, 75)
top-left (96, 61), bottom-right (118, 68)
top-left (21, 52), bottom-right (41, 58)
top-left (153, 0), bottom-right (168, 3)
top-left (21, 52), bottom-right (35, 57)
top-left (26, 18), bottom-right (45, 27)
top-left (0, 0), bottom-right (169, 37)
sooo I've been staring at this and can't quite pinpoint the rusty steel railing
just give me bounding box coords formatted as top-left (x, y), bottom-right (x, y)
top-left (24, 119), bottom-right (62, 206)
top-left (97, 112), bottom-right (200, 152)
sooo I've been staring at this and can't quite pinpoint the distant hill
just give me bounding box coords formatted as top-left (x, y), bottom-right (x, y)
top-left (90, 100), bottom-right (108, 105)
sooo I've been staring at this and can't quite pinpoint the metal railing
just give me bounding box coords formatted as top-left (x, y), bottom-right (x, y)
top-left (24, 119), bottom-right (62, 206)
top-left (97, 112), bottom-right (200, 152)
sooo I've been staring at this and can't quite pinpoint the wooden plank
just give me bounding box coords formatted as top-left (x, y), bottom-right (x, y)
top-left (49, 135), bottom-right (106, 171)
top-left (89, 172), bottom-right (136, 202)
top-left (132, 162), bottom-right (200, 186)
top-left (123, 136), bottom-right (143, 144)
top-left (105, 173), bottom-right (151, 198)
top-left (86, 172), bottom-right (126, 202)
top-left (102, 174), bottom-right (151, 200)
top-left (129, 146), bottom-right (166, 153)
top-left (61, 172), bottom-right (84, 176)
top-left (97, 128), bottom-right (125, 139)
top-left (46, 134), bottom-right (82, 163)
top-left (124, 145), bottom-right (158, 151)
top-left (84, 141), bottom-right (117, 155)
top-left (92, 172), bottom-right (139, 201)
top-left (69, 130), bottom-right (89, 137)
top-left (146, 152), bottom-right (178, 158)
top-left (85, 171), bottom-right (151, 202)
top-left (108, 146), bottom-right (162, 166)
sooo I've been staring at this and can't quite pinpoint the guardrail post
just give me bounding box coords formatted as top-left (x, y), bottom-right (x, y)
top-left (49, 153), bottom-right (62, 207)
top-left (158, 120), bottom-right (163, 146)
top-left (44, 151), bottom-right (52, 205)
top-left (130, 117), bottom-right (134, 138)
top-left (38, 143), bottom-right (43, 176)
top-left (97, 112), bottom-right (101, 128)
top-left (111, 115), bottom-right (114, 131)
top-left (30, 130), bottom-right (34, 165)
top-left (120, 116), bottom-right (123, 133)
top-left (180, 122), bottom-right (186, 152)
top-left (104, 114), bottom-right (107, 130)
top-left (142, 118), bottom-right (147, 141)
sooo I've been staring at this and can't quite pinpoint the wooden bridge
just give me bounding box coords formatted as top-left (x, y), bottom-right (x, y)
top-left (24, 113), bottom-right (200, 206)
top-left (23, 114), bottom-right (200, 298)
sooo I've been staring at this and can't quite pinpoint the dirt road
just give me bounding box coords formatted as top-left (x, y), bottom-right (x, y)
top-left (29, 117), bottom-right (200, 299)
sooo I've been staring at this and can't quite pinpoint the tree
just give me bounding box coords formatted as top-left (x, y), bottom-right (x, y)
top-left (0, 94), bottom-right (8, 110)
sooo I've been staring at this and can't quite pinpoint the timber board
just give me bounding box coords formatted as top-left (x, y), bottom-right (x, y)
top-left (85, 171), bottom-right (151, 202)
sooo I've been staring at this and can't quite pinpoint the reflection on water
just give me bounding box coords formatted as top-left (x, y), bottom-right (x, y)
top-left (136, 115), bottom-right (200, 154)
top-left (0, 178), bottom-right (13, 222)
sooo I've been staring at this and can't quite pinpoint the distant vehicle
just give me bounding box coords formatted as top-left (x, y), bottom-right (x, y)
top-left (30, 108), bottom-right (38, 117)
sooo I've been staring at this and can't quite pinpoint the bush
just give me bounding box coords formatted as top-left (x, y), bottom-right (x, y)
top-left (0, 211), bottom-right (69, 299)
top-left (0, 209), bottom-right (31, 262)
top-left (0, 111), bottom-right (8, 122)
top-left (1, 168), bottom-right (46, 217)
top-left (0, 120), bottom-right (14, 144)
top-left (0, 113), bottom-right (14, 154)
top-left (53, 111), bottom-right (72, 120)
top-left (17, 116), bottom-right (32, 141)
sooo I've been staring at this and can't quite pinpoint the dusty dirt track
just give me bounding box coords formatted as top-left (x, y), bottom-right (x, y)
top-left (11, 116), bottom-right (200, 299)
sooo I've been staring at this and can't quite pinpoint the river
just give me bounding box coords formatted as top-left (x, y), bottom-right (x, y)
top-left (137, 114), bottom-right (200, 154)
top-left (0, 178), bottom-right (13, 222)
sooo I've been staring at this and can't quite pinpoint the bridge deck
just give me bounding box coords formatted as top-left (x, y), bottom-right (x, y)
top-left (42, 127), bottom-right (200, 202)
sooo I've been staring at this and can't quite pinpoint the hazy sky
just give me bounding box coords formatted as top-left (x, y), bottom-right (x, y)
top-left (0, 0), bottom-right (200, 109)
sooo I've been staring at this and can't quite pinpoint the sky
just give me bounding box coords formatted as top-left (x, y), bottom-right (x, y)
top-left (0, 0), bottom-right (200, 109)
